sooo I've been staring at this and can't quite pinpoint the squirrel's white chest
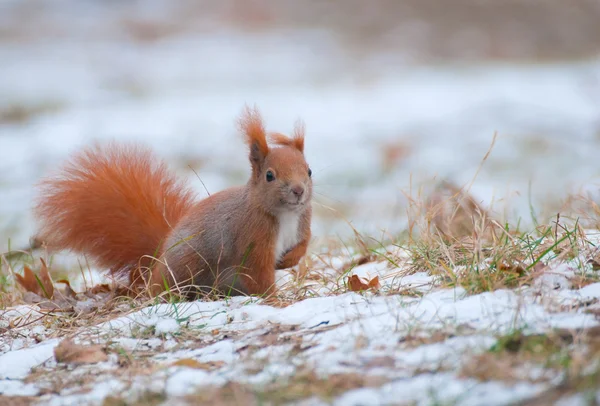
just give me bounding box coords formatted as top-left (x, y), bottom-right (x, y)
top-left (275, 211), bottom-right (301, 262)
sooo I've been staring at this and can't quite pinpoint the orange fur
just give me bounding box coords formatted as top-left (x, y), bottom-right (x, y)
top-left (277, 238), bottom-right (310, 270)
top-left (239, 105), bottom-right (269, 157)
top-left (34, 108), bottom-right (312, 300)
top-left (270, 120), bottom-right (305, 153)
top-left (34, 143), bottom-right (195, 285)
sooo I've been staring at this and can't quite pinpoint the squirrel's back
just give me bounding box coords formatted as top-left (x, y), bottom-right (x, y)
top-left (34, 142), bottom-right (196, 283)
top-left (157, 186), bottom-right (252, 295)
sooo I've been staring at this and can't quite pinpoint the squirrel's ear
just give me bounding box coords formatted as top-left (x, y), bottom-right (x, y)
top-left (269, 120), bottom-right (305, 153)
top-left (292, 119), bottom-right (305, 153)
top-left (239, 105), bottom-right (269, 176)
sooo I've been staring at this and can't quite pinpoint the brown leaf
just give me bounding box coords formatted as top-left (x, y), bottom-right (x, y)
top-left (54, 339), bottom-right (108, 364)
top-left (367, 275), bottom-right (381, 289)
top-left (38, 258), bottom-right (54, 299)
top-left (90, 284), bottom-right (112, 294)
top-left (497, 261), bottom-right (527, 276)
top-left (348, 275), bottom-right (368, 291)
top-left (56, 279), bottom-right (78, 299)
top-left (170, 359), bottom-right (225, 370)
top-left (14, 260), bottom-right (54, 299)
top-left (348, 275), bottom-right (380, 292)
top-left (15, 265), bottom-right (43, 297)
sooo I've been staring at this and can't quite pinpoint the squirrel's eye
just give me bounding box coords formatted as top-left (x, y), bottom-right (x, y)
top-left (308, 168), bottom-right (312, 177)
top-left (266, 170), bottom-right (275, 182)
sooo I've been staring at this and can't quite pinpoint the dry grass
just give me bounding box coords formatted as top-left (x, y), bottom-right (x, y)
top-left (460, 332), bottom-right (571, 384)
top-left (182, 370), bottom-right (388, 406)
top-left (460, 327), bottom-right (600, 404)
top-left (104, 392), bottom-right (166, 406)
top-left (0, 396), bottom-right (36, 406)
top-left (3, 175), bottom-right (600, 312)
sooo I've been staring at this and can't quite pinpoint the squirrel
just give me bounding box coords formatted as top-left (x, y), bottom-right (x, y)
top-left (34, 107), bottom-right (312, 299)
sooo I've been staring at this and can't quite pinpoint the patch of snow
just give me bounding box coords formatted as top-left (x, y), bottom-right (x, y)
top-left (45, 378), bottom-right (126, 406)
top-left (4, 267), bottom-right (600, 405)
top-left (112, 337), bottom-right (163, 352)
top-left (334, 373), bottom-right (545, 406)
top-left (0, 379), bottom-right (39, 396)
top-left (551, 282), bottom-right (600, 308)
top-left (165, 369), bottom-right (227, 397)
top-left (578, 282), bottom-right (600, 298)
top-left (351, 262), bottom-right (392, 280)
top-left (555, 393), bottom-right (600, 406)
top-left (155, 318), bottom-right (180, 335)
top-left (0, 339), bottom-right (59, 379)
top-left (0, 305), bottom-right (41, 326)
top-left (242, 362), bottom-right (298, 386)
top-left (156, 339), bottom-right (239, 366)
top-left (396, 335), bottom-right (496, 368)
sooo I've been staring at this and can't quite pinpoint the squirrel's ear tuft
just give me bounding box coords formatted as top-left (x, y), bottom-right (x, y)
top-left (239, 105), bottom-right (269, 172)
top-left (292, 119), bottom-right (305, 153)
top-left (269, 119), bottom-right (305, 153)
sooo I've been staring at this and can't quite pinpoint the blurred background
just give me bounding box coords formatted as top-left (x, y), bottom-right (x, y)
top-left (2, 0), bottom-right (600, 251)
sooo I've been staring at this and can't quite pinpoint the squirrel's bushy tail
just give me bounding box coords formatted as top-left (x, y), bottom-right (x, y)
top-left (35, 142), bottom-right (195, 280)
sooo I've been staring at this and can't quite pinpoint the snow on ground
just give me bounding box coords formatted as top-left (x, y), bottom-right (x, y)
top-left (2, 252), bottom-right (600, 405)
top-left (1, 2), bottom-right (600, 248)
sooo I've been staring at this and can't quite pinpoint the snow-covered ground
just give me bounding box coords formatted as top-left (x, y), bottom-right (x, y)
top-left (1, 1), bottom-right (600, 250)
top-left (2, 250), bottom-right (600, 405)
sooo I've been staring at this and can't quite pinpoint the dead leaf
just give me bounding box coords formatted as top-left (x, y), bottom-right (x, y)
top-left (38, 258), bottom-right (54, 299)
top-left (170, 358), bottom-right (225, 370)
top-left (90, 284), bottom-right (112, 294)
top-left (15, 265), bottom-right (43, 297)
top-left (348, 275), bottom-right (380, 292)
top-left (497, 261), bottom-right (527, 276)
top-left (14, 259), bottom-right (54, 299)
top-left (54, 339), bottom-right (108, 364)
top-left (56, 279), bottom-right (77, 299)
top-left (368, 276), bottom-right (381, 289)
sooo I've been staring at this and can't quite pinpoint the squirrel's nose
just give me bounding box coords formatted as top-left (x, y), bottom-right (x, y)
top-left (291, 184), bottom-right (305, 198)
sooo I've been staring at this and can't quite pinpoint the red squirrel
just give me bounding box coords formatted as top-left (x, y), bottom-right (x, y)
top-left (34, 107), bottom-right (312, 299)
